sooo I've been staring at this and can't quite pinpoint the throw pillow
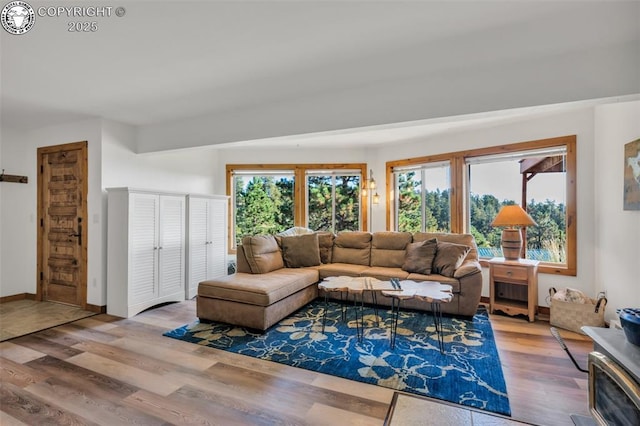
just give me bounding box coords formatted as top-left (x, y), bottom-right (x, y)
top-left (432, 241), bottom-right (471, 277)
top-left (281, 233), bottom-right (321, 268)
top-left (402, 238), bottom-right (438, 274)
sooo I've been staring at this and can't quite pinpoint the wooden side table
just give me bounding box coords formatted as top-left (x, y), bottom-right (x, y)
top-left (489, 258), bottom-right (539, 322)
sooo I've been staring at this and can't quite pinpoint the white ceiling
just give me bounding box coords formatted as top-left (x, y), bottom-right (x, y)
top-left (1, 1), bottom-right (639, 150)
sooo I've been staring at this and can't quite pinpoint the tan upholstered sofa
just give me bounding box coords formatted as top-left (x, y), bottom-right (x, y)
top-left (197, 231), bottom-right (483, 330)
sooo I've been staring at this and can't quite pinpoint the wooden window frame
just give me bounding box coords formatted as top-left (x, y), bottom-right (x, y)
top-left (226, 163), bottom-right (368, 252)
top-left (386, 135), bottom-right (577, 276)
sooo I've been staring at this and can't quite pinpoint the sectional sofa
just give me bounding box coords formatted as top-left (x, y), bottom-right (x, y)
top-left (197, 230), bottom-right (483, 330)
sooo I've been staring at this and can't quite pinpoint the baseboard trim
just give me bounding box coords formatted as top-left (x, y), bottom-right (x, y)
top-left (86, 303), bottom-right (106, 314)
top-left (0, 293), bottom-right (36, 303)
top-left (0, 294), bottom-right (106, 314)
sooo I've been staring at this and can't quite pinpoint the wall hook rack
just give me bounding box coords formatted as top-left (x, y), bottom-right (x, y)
top-left (0, 169), bottom-right (28, 184)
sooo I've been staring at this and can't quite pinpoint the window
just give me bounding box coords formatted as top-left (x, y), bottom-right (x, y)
top-left (387, 136), bottom-right (576, 275)
top-left (467, 147), bottom-right (568, 263)
top-left (231, 171), bottom-right (294, 246)
top-left (306, 171), bottom-right (362, 233)
top-left (393, 161), bottom-right (451, 233)
top-left (227, 164), bottom-right (367, 249)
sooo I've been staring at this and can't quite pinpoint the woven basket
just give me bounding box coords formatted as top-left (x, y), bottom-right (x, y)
top-left (549, 288), bottom-right (607, 334)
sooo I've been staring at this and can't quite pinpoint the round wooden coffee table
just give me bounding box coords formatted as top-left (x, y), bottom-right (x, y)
top-left (382, 280), bottom-right (453, 353)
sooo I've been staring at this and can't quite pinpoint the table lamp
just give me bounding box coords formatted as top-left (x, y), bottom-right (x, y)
top-left (491, 205), bottom-right (537, 260)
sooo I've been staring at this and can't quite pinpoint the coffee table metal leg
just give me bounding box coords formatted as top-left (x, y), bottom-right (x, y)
top-left (353, 294), bottom-right (364, 342)
top-left (371, 291), bottom-right (380, 327)
top-left (431, 301), bottom-right (445, 354)
top-left (323, 291), bottom-right (357, 336)
top-left (390, 297), bottom-right (400, 349)
top-left (322, 293), bottom-right (328, 334)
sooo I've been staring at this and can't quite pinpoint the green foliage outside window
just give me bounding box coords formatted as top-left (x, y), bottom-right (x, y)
top-left (234, 173), bottom-right (361, 245)
top-left (525, 199), bottom-right (566, 262)
top-left (234, 176), bottom-right (294, 246)
top-left (396, 171), bottom-right (450, 233)
top-left (469, 194), bottom-right (566, 262)
top-left (308, 175), bottom-right (360, 233)
top-left (396, 172), bottom-right (566, 262)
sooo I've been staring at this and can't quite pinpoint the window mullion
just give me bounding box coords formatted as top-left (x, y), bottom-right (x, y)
top-left (295, 168), bottom-right (304, 227)
top-left (421, 169), bottom-right (426, 232)
top-left (331, 175), bottom-right (336, 232)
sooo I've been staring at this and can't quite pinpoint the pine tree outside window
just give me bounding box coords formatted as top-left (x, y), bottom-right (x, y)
top-left (231, 171), bottom-right (294, 246)
top-left (306, 171), bottom-right (361, 233)
top-left (393, 162), bottom-right (451, 233)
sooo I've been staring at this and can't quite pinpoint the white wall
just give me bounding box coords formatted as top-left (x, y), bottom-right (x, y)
top-left (594, 100), bottom-right (640, 322)
top-left (102, 120), bottom-right (219, 194)
top-left (0, 129), bottom-right (3, 293)
top-left (0, 126), bottom-right (33, 296)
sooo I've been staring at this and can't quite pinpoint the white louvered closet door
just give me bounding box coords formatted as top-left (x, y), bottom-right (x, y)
top-left (188, 197), bottom-right (209, 298)
top-left (158, 195), bottom-right (185, 297)
top-left (208, 197), bottom-right (227, 279)
top-left (129, 192), bottom-right (159, 304)
top-left (186, 195), bottom-right (228, 299)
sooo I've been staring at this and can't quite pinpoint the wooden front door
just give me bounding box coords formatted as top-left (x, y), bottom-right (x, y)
top-left (37, 141), bottom-right (88, 308)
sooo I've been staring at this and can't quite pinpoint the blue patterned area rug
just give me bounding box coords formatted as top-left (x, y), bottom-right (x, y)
top-left (164, 300), bottom-right (511, 416)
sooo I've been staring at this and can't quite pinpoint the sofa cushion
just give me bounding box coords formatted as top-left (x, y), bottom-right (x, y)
top-left (332, 231), bottom-right (371, 266)
top-left (199, 268), bottom-right (319, 306)
top-left (316, 231), bottom-right (335, 264)
top-left (432, 241), bottom-right (471, 278)
top-left (371, 232), bottom-right (412, 268)
top-left (316, 263), bottom-right (370, 279)
top-left (402, 238), bottom-right (438, 274)
top-left (361, 266), bottom-right (410, 281)
top-left (235, 245), bottom-right (252, 273)
top-left (242, 235), bottom-right (284, 274)
top-left (413, 232), bottom-right (478, 262)
top-left (280, 233), bottom-right (321, 268)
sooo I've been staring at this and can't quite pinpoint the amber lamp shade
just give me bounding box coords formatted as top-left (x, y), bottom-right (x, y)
top-left (491, 205), bottom-right (537, 260)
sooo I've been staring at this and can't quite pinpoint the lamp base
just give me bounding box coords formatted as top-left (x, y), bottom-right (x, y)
top-left (501, 229), bottom-right (522, 260)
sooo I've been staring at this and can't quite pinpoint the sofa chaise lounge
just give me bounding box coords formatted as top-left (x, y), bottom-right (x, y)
top-left (197, 230), bottom-right (483, 330)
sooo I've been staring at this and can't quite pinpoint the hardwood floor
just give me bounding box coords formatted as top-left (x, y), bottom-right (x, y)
top-left (0, 299), bottom-right (593, 425)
